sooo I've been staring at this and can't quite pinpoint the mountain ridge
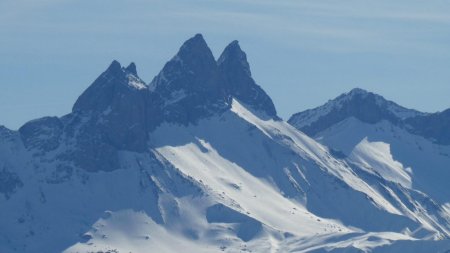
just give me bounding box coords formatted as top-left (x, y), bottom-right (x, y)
top-left (288, 88), bottom-right (450, 145)
top-left (1, 34), bottom-right (449, 253)
top-left (289, 87), bottom-right (450, 218)
top-left (11, 34), bottom-right (279, 172)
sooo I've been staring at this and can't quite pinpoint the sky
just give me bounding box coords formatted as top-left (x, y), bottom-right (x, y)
top-left (1, 0), bottom-right (450, 130)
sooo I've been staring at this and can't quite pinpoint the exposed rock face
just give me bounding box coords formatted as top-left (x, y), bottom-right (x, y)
top-left (289, 88), bottom-right (450, 145)
top-left (0, 168), bottom-right (23, 199)
top-left (218, 40), bottom-right (277, 118)
top-left (289, 88), bottom-right (424, 136)
top-left (59, 113), bottom-right (120, 172)
top-left (13, 34), bottom-right (279, 172)
top-left (149, 34), bottom-right (278, 125)
top-left (149, 34), bottom-right (230, 125)
top-left (73, 60), bottom-right (149, 151)
top-left (0, 125), bottom-right (16, 140)
top-left (19, 117), bottom-right (63, 152)
top-left (406, 108), bottom-right (450, 145)
top-left (59, 61), bottom-right (148, 171)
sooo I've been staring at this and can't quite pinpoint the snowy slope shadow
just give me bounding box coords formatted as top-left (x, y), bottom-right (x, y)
top-left (206, 203), bottom-right (262, 241)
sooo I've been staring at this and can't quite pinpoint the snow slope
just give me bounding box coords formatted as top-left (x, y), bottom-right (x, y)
top-left (2, 99), bottom-right (449, 252)
top-left (315, 117), bottom-right (450, 206)
top-left (289, 89), bottom-right (450, 249)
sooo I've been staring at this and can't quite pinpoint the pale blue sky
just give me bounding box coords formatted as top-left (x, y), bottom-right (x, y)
top-left (1, 0), bottom-right (450, 129)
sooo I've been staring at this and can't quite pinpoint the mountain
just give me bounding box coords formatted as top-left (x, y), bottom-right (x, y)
top-left (1, 35), bottom-right (450, 253)
top-left (288, 88), bottom-right (427, 136)
top-left (217, 40), bottom-right (278, 118)
top-left (289, 88), bottom-right (450, 226)
top-left (405, 108), bottom-right (450, 145)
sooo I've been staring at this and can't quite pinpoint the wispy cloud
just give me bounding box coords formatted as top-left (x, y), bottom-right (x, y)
top-left (2, 0), bottom-right (449, 55)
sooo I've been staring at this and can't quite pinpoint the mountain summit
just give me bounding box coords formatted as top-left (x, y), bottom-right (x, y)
top-left (289, 88), bottom-right (450, 204)
top-left (149, 34), bottom-right (278, 123)
top-left (288, 88), bottom-right (425, 136)
top-left (19, 34), bottom-right (281, 173)
top-left (289, 88), bottom-right (450, 145)
top-left (149, 34), bottom-right (229, 124)
top-left (218, 40), bottom-right (277, 118)
top-left (73, 60), bottom-right (147, 113)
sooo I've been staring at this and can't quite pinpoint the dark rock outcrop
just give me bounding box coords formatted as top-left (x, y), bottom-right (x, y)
top-left (289, 88), bottom-right (423, 136)
top-left (149, 34), bottom-right (230, 125)
top-left (73, 60), bottom-right (149, 152)
top-left (0, 125), bottom-right (15, 140)
top-left (289, 88), bottom-right (450, 145)
top-left (14, 34), bottom-right (279, 172)
top-left (0, 168), bottom-right (23, 199)
top-left (406, 108), bottom-right (450, 145)
top-left (19, 116), bottom-right (63, 152)
top-left (218, 40), bottom-right (277, 118)
top-left (60, 113), bottom-right (120, 172)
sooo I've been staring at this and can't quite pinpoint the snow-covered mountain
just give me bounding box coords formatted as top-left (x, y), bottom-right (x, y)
top-left (1, 35), bottom-right (449, 253)
top-left (289, 88), bottom-right (450, 241)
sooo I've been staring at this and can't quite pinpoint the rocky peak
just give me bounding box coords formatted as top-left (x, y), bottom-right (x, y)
top-left (149, 34), bottom-right (229, 124)
top-left (289, 88), bottom-right (424, 136)
top-left (217, 40), bottom-right (250, 76)
top-left (125, 62), bottom-right (138, 76)
top-left (337, 88), bottom-right (424, 120)
top-left (106, 60), bottom-right (122, 73)
top-left (150, 34), bottom-right (218, 90)
top-left (72, 60), bottom-right (147, 113)
top-left (405, 108), bottom-right (450, 145)
top-left (68, 60), bottom-right (149, 160)
top-left (22, 35), bottom-right (282, 172)
top-left (176, 33), bottom-right (216, 75)
top-left (218, 40), bottom-right (277, 118)
top-left (347, 87), bottom-right (369, 96)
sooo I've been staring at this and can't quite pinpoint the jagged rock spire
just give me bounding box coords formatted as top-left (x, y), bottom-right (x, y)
top-left (106, 60), bottom-right (122, 73)
top-left (150, 34), bottom-right (218, 90)
top-left (218, 40), bottom-right (251, 76)
top-left (176, 33), bottom-right (216, 74)
top-left (71, 60), bottom-right (148, 154)
top-left (149, 34), bottom-right (229, 124)
top-left (73, 60), bottom-right (146, 113)
top-left (125, 62), bottom-right (138, 76)
top-left (218, 40), bottom-right (277, 118)
top-left (68, 35), bottom-right (281, 164)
